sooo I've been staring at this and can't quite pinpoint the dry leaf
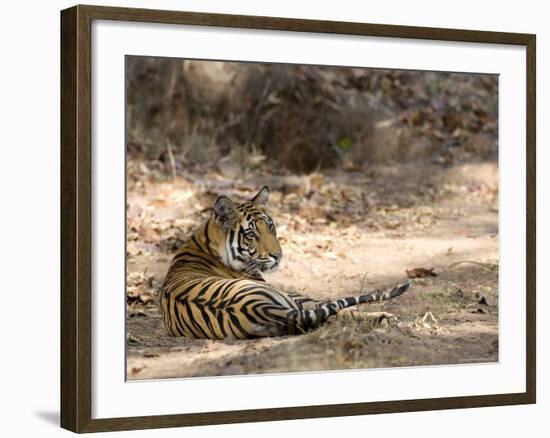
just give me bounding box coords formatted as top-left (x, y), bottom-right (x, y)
top-left (406, 267), bottom-right (437, 278)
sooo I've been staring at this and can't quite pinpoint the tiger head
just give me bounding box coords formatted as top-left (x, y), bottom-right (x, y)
top-left (212, 186), bottom-right (282, 274)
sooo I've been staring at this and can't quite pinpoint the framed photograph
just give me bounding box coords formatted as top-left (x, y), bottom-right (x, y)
top-left (60, 4), bottom-right (536, 433)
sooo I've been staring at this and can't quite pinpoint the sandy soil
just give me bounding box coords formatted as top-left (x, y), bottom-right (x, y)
top-left (126, 160), bottom-right (499, 380)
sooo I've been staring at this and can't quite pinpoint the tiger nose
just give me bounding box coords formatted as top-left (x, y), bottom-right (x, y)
top-left (270, 252), bottom-right (282, 263)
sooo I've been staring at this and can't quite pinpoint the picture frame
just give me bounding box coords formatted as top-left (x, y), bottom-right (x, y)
top-left (60, 4), bottom-right (536, 433)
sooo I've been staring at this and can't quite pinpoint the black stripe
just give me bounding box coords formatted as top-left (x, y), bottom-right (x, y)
top-left (247, 301), bottom-right (275, 323)
top-left (197, 301), bottom-right (218, 339)
top-left (191, 236), bottom-right (207, 253)
top-left (173, 279), bottom-right (203, 301)
top-left (181, 299), bottom-right (209, 338)
top-left (216, 309), bottom-right (227, 338)
top-left (261, 305), bottom-right (291, 324)
top-left (228, 287), bottom-right (284, 306)
top-left (174, 300), bottom-right (200, 337)
top-left (173, 251), bottom-right (217, 267)
top-left (228, 311), bottom-right (250, 338)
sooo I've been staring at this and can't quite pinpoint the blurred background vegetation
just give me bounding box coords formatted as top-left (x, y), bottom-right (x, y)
top-left (126, 57), bottom-right (498, 177)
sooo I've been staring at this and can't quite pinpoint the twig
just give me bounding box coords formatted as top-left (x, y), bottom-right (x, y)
top-left (166, 140), bottom-right (177, 180)
top-left (359, 272), bottom-right (368, 294)
top-left (422, 311), bottom-right (439, 325)
top-left (447, 260), bottom-right (496, 271)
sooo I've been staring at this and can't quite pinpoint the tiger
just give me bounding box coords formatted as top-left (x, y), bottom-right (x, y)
top-left (160, 186), bottom-right (410, 339)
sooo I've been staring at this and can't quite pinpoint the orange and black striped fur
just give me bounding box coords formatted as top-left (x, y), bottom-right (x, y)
top-left (160, 186), bottom-right (410, 339)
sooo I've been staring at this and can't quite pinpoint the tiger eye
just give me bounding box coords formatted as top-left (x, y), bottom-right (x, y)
top-left (244, 230), bottom-right (256, 240)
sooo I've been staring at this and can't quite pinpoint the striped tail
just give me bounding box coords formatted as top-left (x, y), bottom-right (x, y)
top-left (287, 281), bottom-right (410, 334)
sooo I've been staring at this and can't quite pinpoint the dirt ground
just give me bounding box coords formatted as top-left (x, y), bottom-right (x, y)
top-left (126, 159), bottom-right (499, 380)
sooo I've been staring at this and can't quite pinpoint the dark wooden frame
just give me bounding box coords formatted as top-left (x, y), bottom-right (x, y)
top-left (61, 4), bottom-right (536, 433)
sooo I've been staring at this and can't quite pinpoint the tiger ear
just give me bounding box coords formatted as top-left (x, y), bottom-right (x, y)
top-left (214, 196), bottom-right (236, 229)
top-left (251, 186), bottom-right (269, 206)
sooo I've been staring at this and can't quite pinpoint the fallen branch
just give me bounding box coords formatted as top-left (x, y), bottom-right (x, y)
top-left (447, 260), bottom-right (497, 271)
top-left (166, 140), bottom-right (177, 180)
